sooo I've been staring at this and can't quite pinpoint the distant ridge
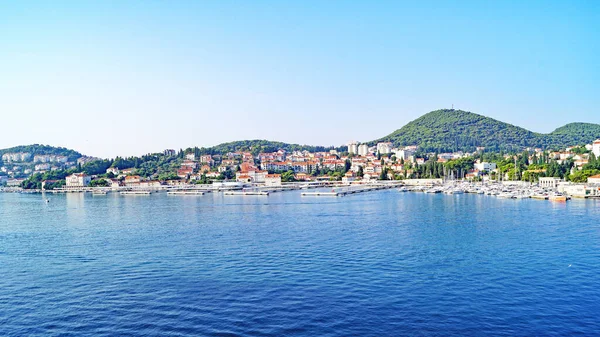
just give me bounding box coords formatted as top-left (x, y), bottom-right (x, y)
top-left (2, 111), bottom-right (599, 159)
top-left (372, 109), bottom-right (600, 152)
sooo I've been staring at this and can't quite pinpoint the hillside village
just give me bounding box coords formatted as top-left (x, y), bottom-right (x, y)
top-left (2, 138), bottom-right (600, 191)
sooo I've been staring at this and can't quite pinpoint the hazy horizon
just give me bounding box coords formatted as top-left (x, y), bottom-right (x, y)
top-left (2, 1), bottom-right (598, 158)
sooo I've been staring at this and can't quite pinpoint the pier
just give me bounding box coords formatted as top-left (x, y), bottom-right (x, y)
top-left (301, 183), bottom-right (401, 197)
top-left (223, 191), bottom-right (269, 196)
top-left (167, 191), bottom-right (205, 195)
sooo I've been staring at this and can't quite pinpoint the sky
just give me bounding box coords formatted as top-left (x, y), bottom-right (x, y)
top-left (1, 1), bottom-right (599, 158)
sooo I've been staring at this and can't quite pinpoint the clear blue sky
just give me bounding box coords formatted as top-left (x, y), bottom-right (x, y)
top-left (1, 1), bottom-right (598, 158)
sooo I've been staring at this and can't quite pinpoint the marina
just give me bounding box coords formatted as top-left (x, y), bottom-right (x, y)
top-left (3, 179), bottom-right (600, 201)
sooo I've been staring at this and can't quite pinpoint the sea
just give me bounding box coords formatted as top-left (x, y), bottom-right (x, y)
top-left (1, 191), bottom-right (599, 336)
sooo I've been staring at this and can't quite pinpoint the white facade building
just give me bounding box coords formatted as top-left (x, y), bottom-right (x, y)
top-left (106, 167), bottom-right (120, 175)
top-left (377, 142), bottom-right (392, 154)
top-left (394, 149), bottom-right (414, 161)
top-left (593, 139), bottom-right (600, 158)
top-left (2, 153), bottom-right (32, 163)
top-left (265, 174), bottom-right (282, 186)
top-left (357, 144), bottom-right (369, 156)
top-left (33, 155), bottom-right (68, 163)
top-left (347, 141), bottom-right (358, 155)
top-left (588, 174), bottom-right (600, 184)
top-left (474, 162), bottom-right (497, 172)
top-left (65, 173), bottom-right (91, 188)
top-left (539, 177), bottom-right (562, 188)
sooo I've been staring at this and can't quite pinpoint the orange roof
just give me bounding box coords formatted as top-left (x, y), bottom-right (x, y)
top-left (589, 174), bottom-right (600, 179)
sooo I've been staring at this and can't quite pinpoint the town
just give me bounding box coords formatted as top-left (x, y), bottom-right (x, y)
top-left (1, 138), bottom-right (600, 199)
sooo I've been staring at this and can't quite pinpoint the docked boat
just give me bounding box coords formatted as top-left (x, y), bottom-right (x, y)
top-left (445, 188), bottom-right (464, 195)
top-left (549, 193), bottom-right (567, 202)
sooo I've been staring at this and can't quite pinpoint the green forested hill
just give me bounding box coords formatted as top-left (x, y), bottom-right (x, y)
top-left (373, 109), bottom-right (600, 152)
top-left (548, 123), bottom-right (600, 146)
top-left (187, 140), bottom-right (340, 156)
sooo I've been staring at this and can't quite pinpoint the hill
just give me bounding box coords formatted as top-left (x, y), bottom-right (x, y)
top-left (186, 140), bottom-right (341, 156)
top-left (0, 144), bottom-right (82, 162)
top-left (373, 109), bottom-right (600, 152)
top-left (548, 123), bottom-right (600, 145)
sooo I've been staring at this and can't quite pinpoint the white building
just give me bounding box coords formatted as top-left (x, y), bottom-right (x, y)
top-left (236, 170), bottom-right (267, 183)
top-left (2, 153), bottom-right (32, 163)
top-left (357, 144), bottom-right (369, 156)
top-left (377, 142), bottom-right (392, 154)
top-left (593, 139), bottom-right (600, 158)
top-left (77, 156), bottom-right (98, 166)
top-left (6, 178), bottom-right (25, 187)
top-left (186, 153), bottom-right (196, 161)
top-left (394, 149), bottom-right (414, 161)
top-left (35, 163), bottom-right (51, 171)
top-left (588, 174), bottom-right (600, 184)
top-left (265, 174), bottom-right (282, 186)
top-left (539, 177), bottom-right (562, 188)
top-left (474, 162), bottom-right (497, 172)
top-left (342, 171), bottom-right (356, 183)
top-left (33, 155), bottom-right (68, 163)
top-left (106, 167), bottom-right (120, 175)
top-left (347, 141), bottom-right (358, 155)
top-left (65, 173), bottom-right (91, 188)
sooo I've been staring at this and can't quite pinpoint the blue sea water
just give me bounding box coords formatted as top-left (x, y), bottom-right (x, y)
top-left (1, 191), bottom-right (599, 336)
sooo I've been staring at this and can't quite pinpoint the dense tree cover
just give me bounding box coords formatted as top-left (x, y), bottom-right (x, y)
top-left (20, 152), bottom-right (183, 189)
top-left (549, 123), bottom-right (600, 146)
top-left (182, 140), bottom-right (343, 157)
top-left (568, 153), bottom-right (600, 182)
top-left (569, 169), bottom-right (600, 183)
top-left (89, 179), bottom-right (110, 187)
top-left (408, 156), bottom-right (475, 179)
top-left (372, 109), bottom-right (600, 153)
top-left (21, 170), bottom-right (75, 190)
top-left (0, 144), bottom-right (82, 161)
top-left (108, 153), bottom-right (181, 178)
top-left (82, 160), bottom-right (112, 175)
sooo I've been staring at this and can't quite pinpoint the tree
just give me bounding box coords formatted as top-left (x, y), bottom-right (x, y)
top-left (221, 168), bottom-right (235, 180)
top-left (357, 166), bottom-right (364, 178)
top-left (281, 170), bottom-right (296, 182)
top-left (379, 168), bottom-right (387, 180)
